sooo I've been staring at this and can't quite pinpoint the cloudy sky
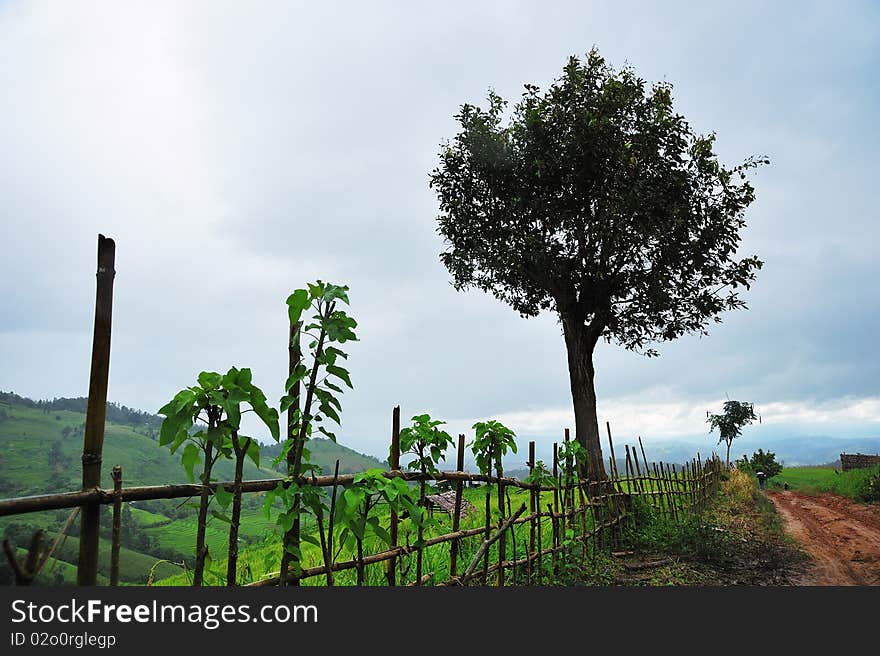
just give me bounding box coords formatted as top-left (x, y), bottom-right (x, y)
top-left (2, 1), bottom-right (878, 464)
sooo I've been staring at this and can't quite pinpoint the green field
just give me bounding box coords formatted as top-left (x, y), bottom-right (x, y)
top-left (769, 465), bottom-right (880, 502)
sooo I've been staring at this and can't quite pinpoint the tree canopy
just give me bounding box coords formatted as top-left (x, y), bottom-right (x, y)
top-left (431, 48), bottom-right (765, 478)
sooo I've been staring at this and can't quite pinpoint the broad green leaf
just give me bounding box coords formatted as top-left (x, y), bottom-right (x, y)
top-left (286, 289), bottom-right (310, 325)
top-left (246, 438), bottom-right (261, 468)
top-left (181, 443), bottom-right (201, 482)
top-left (197, 371), bottom-right (222, 389)
top-left (326, 365), bottom-right (353, 388)
top-left (213, 484), bottom-right (233, 509)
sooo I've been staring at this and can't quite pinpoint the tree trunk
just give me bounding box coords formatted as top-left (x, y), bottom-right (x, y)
top-left (562, 316), bottom-right (607, 481)
top-left (726, 440), bottom-right (731, 469)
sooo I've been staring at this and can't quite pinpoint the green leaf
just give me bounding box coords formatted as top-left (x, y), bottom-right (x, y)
top-left (326, 365), bottom-right (353, 388)
top-left (181, 443), bottom-right (201, 482)
top-left (213, 485), bottom-right (233, 509)
top-left (159, 414), bottom-right (189, 447)
top-left (286, 289), bottom-right (310, 325)
top-left (211, 510), bottom-right (232, 524)
top-left (246, 439), bottom-right (261, 468)
top-left (197, 371), bottom-right (223, 389)
top-left (280, 394), bottom-right (298, 413)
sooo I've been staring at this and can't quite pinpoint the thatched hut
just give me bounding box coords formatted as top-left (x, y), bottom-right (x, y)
top-left (424, 490), bottom-right (476, 519)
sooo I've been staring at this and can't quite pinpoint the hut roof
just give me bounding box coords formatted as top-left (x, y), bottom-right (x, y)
top-left (425, 490), bottom-right (476, 516)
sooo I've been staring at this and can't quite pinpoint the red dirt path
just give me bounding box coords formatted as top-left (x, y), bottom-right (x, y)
top-left (768, 491), bottom-right (880, 585)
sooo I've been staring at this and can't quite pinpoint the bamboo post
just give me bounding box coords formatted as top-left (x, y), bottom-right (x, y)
top-left (496, 448), bottom-right (505, 587)
top-left (651, 463), bottom-right (663, 517)
top-left (606, 422), bottom-right (620, 479)
top-left (606, 423), bottom-right (626, 532)
top-left (631, 445), bottom-right (644, 496)
top-left (527, 441), bottom-right (535, 585)
top-left (77, 234), bottom-right (115, 586)
top-left (671, 464), bottom-right (680, 517)
top-left (449, 434), bottom-right (465, 580)
top-left (563, 429), bottom-right (574, 528)
top-left (662, 463), bottom-right (677, 522)
top-left (325, 460), bottom-right (340, 586)
top-left (535, 452), bottom-right (543, 584)
top-left (638, 436), bottom-right (650, 478)
top-left (624, 446), bottom-right (637, 532)
top-left (482, 483), bottom-right (491, 585)
top-left (657, 462), bottom-right (668, 519)
top-left (386, 406), bottom-right (400, 586)
top-left (551, 443), bottom-right (559, 573)
top-left (110, 465), bottom-right (122, 586)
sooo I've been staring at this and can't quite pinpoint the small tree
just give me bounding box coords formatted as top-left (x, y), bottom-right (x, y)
top-left (333, 469), bottom-right (422, 585)
top-left (399, 413), bottom-right (454, 584)
top-left (277, 281), bottom-right (357, 585)
top-left (470, 419), bottom-right (517, 583)
top-left (158, 367), bottom-right (279, 586)
top-left (735, 448), bottom-right (781, 478)
top-left (431, 48), bottom-right (765, 480)
top-left (707, 400), bottom-right (757, 467)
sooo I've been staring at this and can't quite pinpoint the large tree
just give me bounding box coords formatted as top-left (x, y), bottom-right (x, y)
top-left (430, 49), bottom-right (765, 479)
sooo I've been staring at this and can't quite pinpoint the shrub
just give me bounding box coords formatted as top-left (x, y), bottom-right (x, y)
top-left (734, 449), bottom-right (782, 478)
top-left (857, 471), bottom-right (880, 503)
top-left (723, 468), bottom-right (755, 506)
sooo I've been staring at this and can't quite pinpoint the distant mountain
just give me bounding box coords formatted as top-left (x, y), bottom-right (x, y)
top-left (606, 434), bottom-right (880, 469)
top-left (260, 438), bottom-right (387, 475)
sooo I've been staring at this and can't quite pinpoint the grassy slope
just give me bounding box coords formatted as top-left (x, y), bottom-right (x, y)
top-left (262, 437), bottom-right (386, 475)
top-left (0, 402), bottom-right (271, 494)
top-left (769, 465), bottom-right (880, 501)
top-left (0, 398), bottom-right (389, 585)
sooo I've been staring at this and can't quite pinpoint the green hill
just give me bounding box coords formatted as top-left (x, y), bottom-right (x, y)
top-left (0, 392), bottom-right (386, 585)
top-left (260, 437), bottom-right (386, 475)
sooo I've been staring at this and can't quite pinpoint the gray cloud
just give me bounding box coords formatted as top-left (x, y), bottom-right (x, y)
top-left (2, 1), bottom-right (879, 462)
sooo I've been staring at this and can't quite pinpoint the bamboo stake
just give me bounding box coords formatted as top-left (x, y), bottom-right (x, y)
top-left (324, 460), bottom-right (340, 586)
top-left (496, 444), bottom-right (505, 587)
top-left (638, 436), bottom-right (650, 478)
top-left (551, 443), bottom-right (559, 574)
top-left (482, 444), bottom-right (491, 585)
top-left (387, 406), bottom-right (400, 586)
top-left (110, 465), bottom-right (122, 586)
top-left (527, 441), bottom-right (536, 585)
top-left (78, 234), bottom-right (115, 587)
top-left (449, 434), bottom-right (465, 580)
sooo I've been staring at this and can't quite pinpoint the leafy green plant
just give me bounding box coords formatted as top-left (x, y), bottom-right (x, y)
top-left (333, 469), bottom-right (422, 585)
top-left (470, 419), bottom-right (516, 583)
top-left (735, 448), bottom-right (782, 479)
top-left (399, 413), bottom-right (454, 584)
top-left (275, 281), bottom-right (357, 584)
top-left (158, 367), bottom-right (279, 586)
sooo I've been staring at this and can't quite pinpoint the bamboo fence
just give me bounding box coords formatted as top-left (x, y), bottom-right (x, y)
top-left (0, 235), bottom-right (724, 587)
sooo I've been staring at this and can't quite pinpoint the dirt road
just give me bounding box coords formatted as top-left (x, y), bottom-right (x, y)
top-left (768, 491), bottom-right (880, 585)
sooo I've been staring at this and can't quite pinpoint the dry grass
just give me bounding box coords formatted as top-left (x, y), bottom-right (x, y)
top-left (723, 468), bottom-right (756, 508)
